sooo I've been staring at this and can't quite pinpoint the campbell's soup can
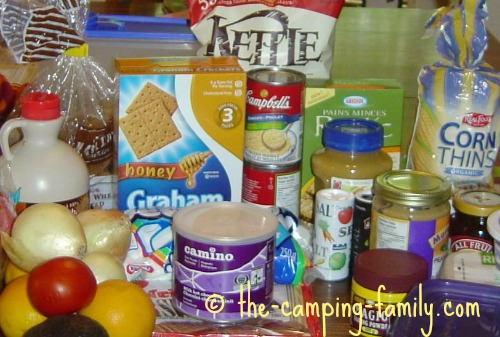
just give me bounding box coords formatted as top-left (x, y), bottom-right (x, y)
top-left (244, 68), bottom-right (305, 165)
top-left (313, 188), bottom-right (354, 281)
top-left (242, 159), bottom-right (301, 218)
top-left (173, 202), bottom-right (277, 322)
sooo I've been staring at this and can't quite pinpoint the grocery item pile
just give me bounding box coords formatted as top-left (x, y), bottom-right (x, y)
top-left (0, 0), bottom-right (500, 337)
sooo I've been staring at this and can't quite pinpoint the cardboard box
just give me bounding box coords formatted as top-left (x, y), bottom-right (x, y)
top-left (116, 56), bottom-right (246, 211)
top-left (299, 78), bottom-right (404, 223)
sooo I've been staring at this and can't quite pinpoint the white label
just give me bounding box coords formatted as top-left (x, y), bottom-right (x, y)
top-left (89, 174), bottom-right (117, 209)
top-left (275, 170), bottom-right (301, 216)
top-left (313, 189), bottom-right (354, 281)
top-left (375, 214), bottom-right (409, 250)
top-left (329, 177), bottom-right (374, 193)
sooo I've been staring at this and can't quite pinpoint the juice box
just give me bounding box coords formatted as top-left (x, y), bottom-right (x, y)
top-left (300, 79), bottom-right (404, 224)
top-left (116, 56), bottom-right (246, 211)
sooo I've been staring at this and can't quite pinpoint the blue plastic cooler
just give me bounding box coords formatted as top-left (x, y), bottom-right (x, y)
top-left (84, 13), bottom-right (200, 74)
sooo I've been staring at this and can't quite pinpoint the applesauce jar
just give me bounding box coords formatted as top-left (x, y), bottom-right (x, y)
top-left (311, 118), bottom-right (392, 194)
top-left (370, 170), bottom-right (452, 278)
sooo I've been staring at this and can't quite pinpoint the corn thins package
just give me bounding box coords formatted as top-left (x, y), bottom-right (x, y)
top-left (187, 0), bottom-right (345, 80)
top-left (407, 0), bottom-right (500, 187)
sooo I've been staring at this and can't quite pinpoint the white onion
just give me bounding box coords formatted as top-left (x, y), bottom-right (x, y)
top-left (77, 209), bottom-right (132, 262)
top-left (0, 203), bottom-right (87, 272)
top-left (82, 251), bottom-right (127, 283)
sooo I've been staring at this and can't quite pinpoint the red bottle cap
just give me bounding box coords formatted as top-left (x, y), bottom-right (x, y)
top-left (21, 92), bottom-right (61, 120)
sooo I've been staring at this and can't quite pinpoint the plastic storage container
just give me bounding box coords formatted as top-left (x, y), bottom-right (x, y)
top-left (0, 92), bottom-right (89, 213)
top-left (387, 279), bottom-right (500, 337)
top-left (85, 14), bottom-right (200, 75)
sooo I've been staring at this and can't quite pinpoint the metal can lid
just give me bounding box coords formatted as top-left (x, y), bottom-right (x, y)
top-left (354, 187), bottom-right (373, 204)
top-left (173, 201), bottom-right (278, 244)
top-left (453, 189), bottom-right (500, 217)
top-left (353, 248), bottom-right (428, 293)
top-left (373, 170), bottom-right (451, 207)
top-left (247, 67), bottom-right (305, 86)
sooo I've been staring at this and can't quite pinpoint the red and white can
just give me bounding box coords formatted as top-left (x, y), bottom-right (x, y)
top-left (313, 189), bottom-right (354, 281)
top-left (242, 160), bottom-right (301, 218)
top-left (244, 68), bottom-right (305, 165)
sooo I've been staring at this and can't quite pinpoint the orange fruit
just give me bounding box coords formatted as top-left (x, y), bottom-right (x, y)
top-left (3, 260), bottom-right (28, 284)
top-left (79, 279), bottom-right (156, 337)
top-left (0, 275), bottom-right (47, 337)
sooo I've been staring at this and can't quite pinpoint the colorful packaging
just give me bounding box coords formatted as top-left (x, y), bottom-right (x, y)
top-left (407, 0), bottom-right (500, 187)
top-left (116, 56), bottom-right (246, 211)
top-left (300, 79), bottom-right (404, 225)
top-left (187, 0), bottom-right (345, 79)
top-left (123, 206), bottom-right (305, 288)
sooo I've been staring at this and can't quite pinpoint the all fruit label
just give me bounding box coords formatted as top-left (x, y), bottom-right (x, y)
top-left (313, 188), bottom-right (354, 281)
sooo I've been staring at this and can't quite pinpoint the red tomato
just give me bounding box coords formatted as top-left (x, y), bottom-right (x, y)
top-left (27, 256), bottom-right (97, 316)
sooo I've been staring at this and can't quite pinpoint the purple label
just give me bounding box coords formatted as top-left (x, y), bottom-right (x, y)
top-left (173, 233), bottom-right (275, 321)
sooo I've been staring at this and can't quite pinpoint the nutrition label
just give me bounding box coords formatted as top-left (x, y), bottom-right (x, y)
top-left (375, 215), bottom-right (409, 250)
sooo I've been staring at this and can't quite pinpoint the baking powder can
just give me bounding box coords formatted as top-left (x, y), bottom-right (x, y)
top-left (244, 67), bottom-right (305, 165)
top-left (313, 188), bottom-right (354, 281)
top-left (242, 159), bottom-right (301, 218)
top-left (172, 201), bottom-right (277, 322)
top-left (349, 188), bottom-right (373, 273)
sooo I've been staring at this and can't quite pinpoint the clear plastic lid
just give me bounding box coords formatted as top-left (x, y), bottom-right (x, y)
top-left (322, 118), bottom-right (384, 152)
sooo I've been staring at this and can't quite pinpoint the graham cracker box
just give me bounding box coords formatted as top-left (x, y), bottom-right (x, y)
top-left (115, 56), bottom-right (246, 211)
top-left (300, 78), bottom-right (404, 224)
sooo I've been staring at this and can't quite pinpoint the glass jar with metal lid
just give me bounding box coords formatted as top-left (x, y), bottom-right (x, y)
top-left (449, 189), bottom-right (500, 253)
top-left (369, 170), bottom-right (451, 278)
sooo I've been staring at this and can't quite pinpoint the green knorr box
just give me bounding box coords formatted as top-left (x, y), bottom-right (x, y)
top-left (299, 78), bottom-right (404, 224)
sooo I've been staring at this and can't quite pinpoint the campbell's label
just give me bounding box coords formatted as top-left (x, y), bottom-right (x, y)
top-left (244, 69), bottom-right (305, 164)
top-left (246, 92), bottom-right (292, 111)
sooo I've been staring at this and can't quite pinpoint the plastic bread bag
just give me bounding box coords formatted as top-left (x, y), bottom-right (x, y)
top-left (187, 0), bottom-right (345, 80)
top-left (0, 0), bottom-right (116, 209)
top-left (0, 0), bottom-right (88, 63)
top-left (407, 0), bottom-right (500, 188)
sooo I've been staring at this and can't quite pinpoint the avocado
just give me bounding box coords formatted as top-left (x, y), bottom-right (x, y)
top-left (23, 314), bottom-right (109, 337)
